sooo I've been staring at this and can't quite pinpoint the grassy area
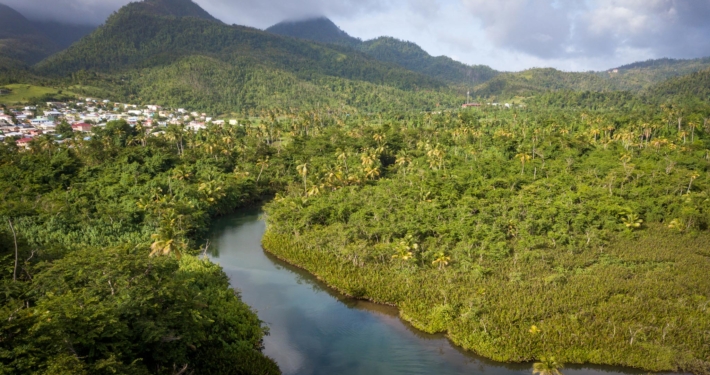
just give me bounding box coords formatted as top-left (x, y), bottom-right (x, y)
top-left (0, 84), bottom-right (75, 105)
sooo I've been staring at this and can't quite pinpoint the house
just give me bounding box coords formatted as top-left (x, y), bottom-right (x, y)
top-left (16, 137), bottom-right (33, 149)
top-left (0, 114), bottom-right (14, 125)
top-left (461, 103), bottom-right (481, 108)
top-left (72, 123), bottom-right (93, 133)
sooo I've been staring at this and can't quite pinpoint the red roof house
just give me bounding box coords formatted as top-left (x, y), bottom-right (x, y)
top-left (72, 123), bottom-right (93, 132)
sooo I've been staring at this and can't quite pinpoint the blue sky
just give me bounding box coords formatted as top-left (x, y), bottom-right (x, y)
top-left (8, 0), bottom-right (710, 72)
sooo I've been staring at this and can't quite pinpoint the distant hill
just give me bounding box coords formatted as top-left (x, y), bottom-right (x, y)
top-left (644, 66), bottom-right (710, 102)
top-left (30, 21), bottom-right (96, 50)
top-left (0, 3), bottom-right (59, 65)
top-left (267, 17), bottom-right (360, 47)
top-left (265, 17), bottom-right (500, 86)
top-left (472, 57), bottom-right (710, 99)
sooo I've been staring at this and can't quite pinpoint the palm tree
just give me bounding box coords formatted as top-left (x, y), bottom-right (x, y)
top-left (256, 157), bottom-right (269, 183)
top-left (150, 220), bottom-right (184, 260)
top-left (432, 252), bottom-right (451, 270)
top-left (533, 357), bottom-right (563, 375)
top-left (687, 171), bottom-right (700, 194)
top-left (336, 149), bottom-right (349, 174)
top-left (516, 153), bottom-right (532, 175)
top-left (621, 212), bottom-right (643, 230)
top-left (296, 162), bottom-right (309, 195)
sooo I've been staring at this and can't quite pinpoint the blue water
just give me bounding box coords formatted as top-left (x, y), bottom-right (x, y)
top-left (209, 210), bottom-right (650, 375)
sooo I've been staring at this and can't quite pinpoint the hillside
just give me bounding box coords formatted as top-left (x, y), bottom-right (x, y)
top-left (266, 17), bottom-right (500, 86)
top-left (644, 66), bottom-right (710, 102)
top-left (0, 3), bottom-right (59, 65)
top-left (472, 68), bottom-right (615, 98)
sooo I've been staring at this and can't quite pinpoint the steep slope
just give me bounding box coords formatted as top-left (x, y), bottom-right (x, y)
top-left (265, 17), bottom-right (500, 85)
top-left (0, 3), bottom-right (59, 65)
top-left (267, 17), bottom-right (360, 47)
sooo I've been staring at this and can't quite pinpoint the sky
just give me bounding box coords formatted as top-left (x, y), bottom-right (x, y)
top-left (6, 0), bottom-right (710, 72)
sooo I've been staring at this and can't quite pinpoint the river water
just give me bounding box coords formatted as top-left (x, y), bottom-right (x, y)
top-left (208, 209), bottom-right (648, 375)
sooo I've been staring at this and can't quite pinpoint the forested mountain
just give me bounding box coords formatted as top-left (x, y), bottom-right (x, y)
top-left (0, 3), bottom-right (59, 65)
top-left (32, 0), bottom-right (459, 113)
top-left (267, 17), bottom-right (360, 47)
top-left (266, 17), bottom-right (500, 85)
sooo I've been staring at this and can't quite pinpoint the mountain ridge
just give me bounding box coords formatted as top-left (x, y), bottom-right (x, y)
top-left (266, 16), bottom-right (500, 86)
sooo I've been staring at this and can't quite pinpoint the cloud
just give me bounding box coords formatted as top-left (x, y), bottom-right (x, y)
top-left (3, 0), bottom-right (131, 25)
top-left (459, 0), bottom-right (710, 62)
top-left (199, 0), bottom-right (385, 28)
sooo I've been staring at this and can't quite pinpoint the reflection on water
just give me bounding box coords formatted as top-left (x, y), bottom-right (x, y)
top-left (208, 209), bottom-right (653, 375)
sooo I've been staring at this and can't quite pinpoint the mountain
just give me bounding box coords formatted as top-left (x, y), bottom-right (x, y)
top-left (30, 21), bottom-right (96, 50)
top-left (121, 0), bottom-right (221, 22)
top-left (266, 17), bottom-right (500, 86)
top-left (267, 17), bottom-right (360, 47)
top-left (0, 3), bottom-right (59, 65)
top-left (358, 37), bottom-right (498, 85)
top-left (32, 0), bottom-right (458, 113)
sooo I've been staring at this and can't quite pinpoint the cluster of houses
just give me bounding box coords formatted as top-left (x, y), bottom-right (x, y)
top-left (0, 98), bottom-right (233, 149)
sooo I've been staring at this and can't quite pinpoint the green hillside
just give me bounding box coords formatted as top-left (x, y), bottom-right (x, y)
top-left (265, 17), bottom-right (500, 85)
top-left (644, 66), bottom-right (710, 102)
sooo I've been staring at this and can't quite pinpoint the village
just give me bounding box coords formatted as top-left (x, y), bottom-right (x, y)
top-left (0, 98), bottom-right (232, 149)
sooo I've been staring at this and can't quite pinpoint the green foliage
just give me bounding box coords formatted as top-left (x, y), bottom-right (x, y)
top-left (260, 105), bottom-right (710, 373)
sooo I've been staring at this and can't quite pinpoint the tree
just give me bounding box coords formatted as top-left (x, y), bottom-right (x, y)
top-left (296, 162), bottom-right (309, 196)
top-left (256, 157), bottom-right (269, 183)
top-left (432, 252), bottom-right (451, 270)
top-left (150, 219), bottom-right (184, 260)
top-left (533, 357), bottom-right (563, 375)
top-left (516, 152), bottom-right (532, 175)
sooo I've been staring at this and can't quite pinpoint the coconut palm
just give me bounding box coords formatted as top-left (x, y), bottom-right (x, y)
top-left (256, 157), bottom-right (269, 183)
top-left (296, 162), bottom-right (309, 195)
top-left (687, 171), bottom-right (700, 194)
top-left (532, 357), bottom-right (563, 375)
top-left (149, 220), bottom-right (184, 260)
top-left (516, 153), bottom-right (532, 175)
top-left (432, 252), bottom-right (451, 270)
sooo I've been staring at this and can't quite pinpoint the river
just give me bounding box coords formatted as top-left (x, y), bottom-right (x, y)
top-left (208, 209), bottom-right (650, 375)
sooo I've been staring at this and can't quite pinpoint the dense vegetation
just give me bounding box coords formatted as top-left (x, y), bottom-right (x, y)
top-left (259, 103), bottom-right (710, 374)
top-left (0, 120), bottom-right (284, 374)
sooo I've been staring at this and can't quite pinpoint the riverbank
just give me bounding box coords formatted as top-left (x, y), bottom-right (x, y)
top-left (261, 229), bottom-right (710, 375)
